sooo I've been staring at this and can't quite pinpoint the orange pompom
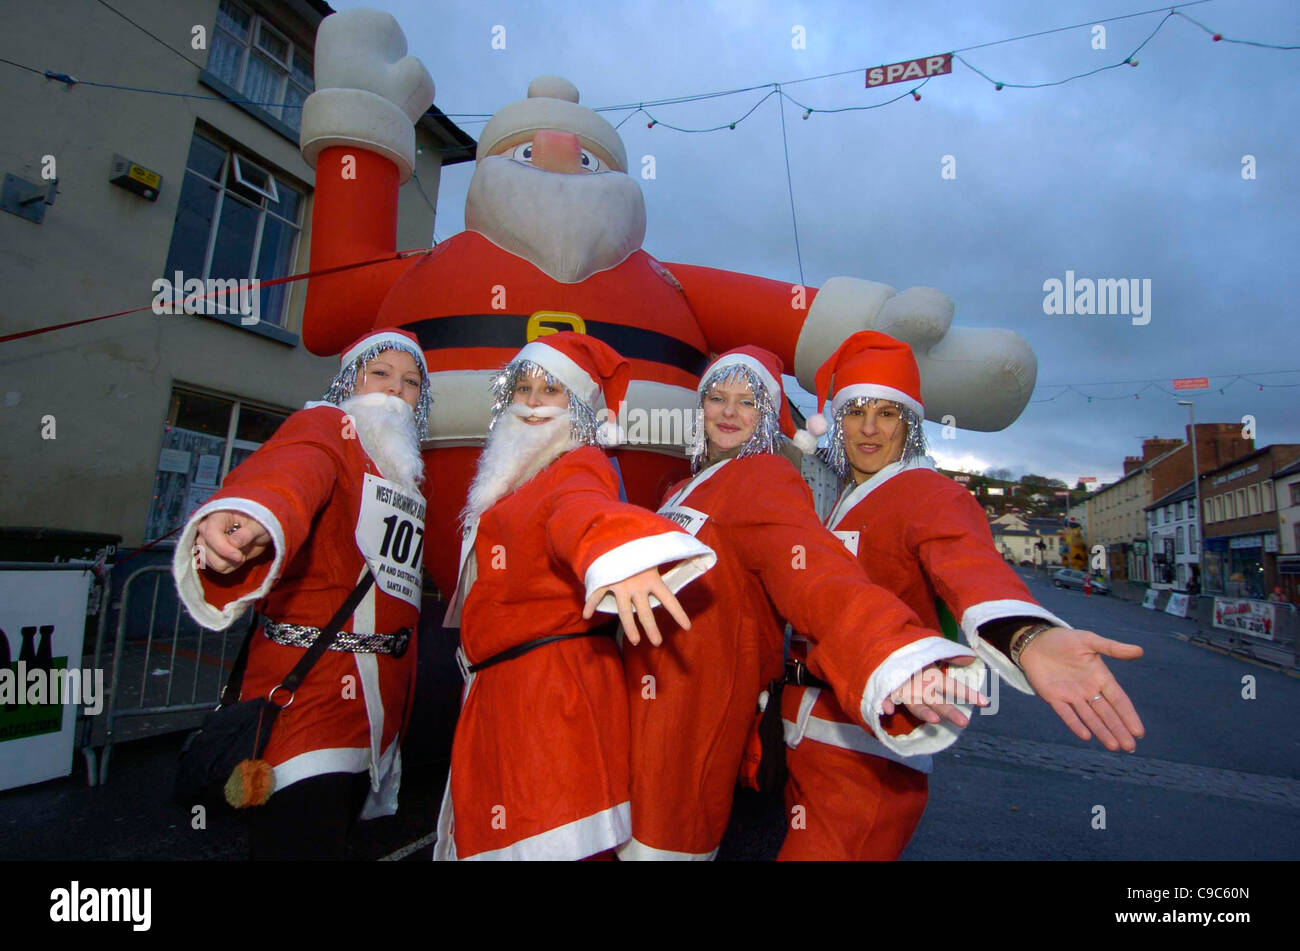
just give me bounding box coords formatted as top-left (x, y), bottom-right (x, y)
top-left (224, 758), bottom-right (276, 809)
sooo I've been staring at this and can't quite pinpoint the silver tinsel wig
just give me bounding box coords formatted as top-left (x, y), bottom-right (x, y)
top-left (487, 359), bottom-right (602, 446)
top-left (322, 340), bottom-right (433, 436)
top-left (689, 363), bottom-right (782, 473)
top-left (825, 397), bottom-right (927, 479)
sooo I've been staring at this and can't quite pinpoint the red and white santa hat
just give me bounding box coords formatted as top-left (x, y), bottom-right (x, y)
top-left (512, 331), bottom-right (631, 443)
top-left (339, 327), bottom-right (428, 374)
top-left (700, 346), bottom-right (819, 453)
top-left (804, 330), bottom-right (925, 438)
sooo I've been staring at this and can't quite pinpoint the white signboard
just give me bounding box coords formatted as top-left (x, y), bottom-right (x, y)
top-left (1164, 592), bottom-right (1190, 618)
top-left (0, 570), bottom-right (94, 791)
top-left (1142, 589), bottom-right (1159, 610)
top-left (1212, 598), bottom-right (1275, 640)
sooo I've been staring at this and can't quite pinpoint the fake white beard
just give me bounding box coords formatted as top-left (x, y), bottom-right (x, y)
top-left (465, 155), bottom-right (647, 283)
top-left (461, 405), bottom-right (578, 524)
top-left (339, 393), bottom-right (425, 493)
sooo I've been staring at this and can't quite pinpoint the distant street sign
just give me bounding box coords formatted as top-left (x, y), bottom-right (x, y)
top-left (1079, 476), bottom-right (1097, 483)
top-left (866, 53), bottom-right (953, 88)
top-left (1173, 377), bottom-right (1210, 390)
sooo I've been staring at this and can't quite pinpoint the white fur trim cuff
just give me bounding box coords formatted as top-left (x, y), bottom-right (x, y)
top-left (458, 802), bottom-right (631, 861)
top-left (172, 497), bottom-right (286, 631)
top-left (301, 88), bottom-right (417, 183)
top-left (587, 532), bottom-right (716, 613)
top-left (861, 636), bottom-right (984, 758)
top-left (961, 599), bottom-right (1068, 696)
top-left (616, 837), bottom-right (718, 861)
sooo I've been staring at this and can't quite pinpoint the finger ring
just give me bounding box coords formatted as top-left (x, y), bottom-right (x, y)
top-left (1088, 694), bottom-right (1104, 703)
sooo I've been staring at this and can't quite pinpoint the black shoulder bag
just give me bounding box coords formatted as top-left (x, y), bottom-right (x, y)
top-left (173, 572), bottom-right (375, 810)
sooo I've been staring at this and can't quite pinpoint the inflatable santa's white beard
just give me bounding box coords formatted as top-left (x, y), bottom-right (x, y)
top-left (465, 155), bottom-right (648, 284)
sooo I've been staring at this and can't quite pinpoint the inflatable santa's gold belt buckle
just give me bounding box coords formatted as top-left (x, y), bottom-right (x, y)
top-left (526, 311), bottom-right (586, 340)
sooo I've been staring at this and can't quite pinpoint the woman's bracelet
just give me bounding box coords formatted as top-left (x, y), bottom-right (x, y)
top-left (1009, 622), bottom-right (1055, 668)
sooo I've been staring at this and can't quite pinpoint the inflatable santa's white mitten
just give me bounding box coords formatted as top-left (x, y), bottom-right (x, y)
top-left (794, 276), bottom-right (1036, 432)
top-left (299, 9), bottom-right (435, 183)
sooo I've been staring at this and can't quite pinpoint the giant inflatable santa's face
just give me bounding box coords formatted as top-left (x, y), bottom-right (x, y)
top-left (466, 75), bottom-right (648, 285)
top-left (297, 9), bottom-right (1040, 599)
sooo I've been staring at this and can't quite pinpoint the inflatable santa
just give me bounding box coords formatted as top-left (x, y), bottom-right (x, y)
top-left (298, 8), bottom-right (1039, 596)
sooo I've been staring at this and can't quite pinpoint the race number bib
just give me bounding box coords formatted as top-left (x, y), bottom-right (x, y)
top-left (657, 504), bottom-right (709, 537)
top-left (355, 473), bottom-right (426, 609)
top-left (832, 530), bottom-right (860, 556)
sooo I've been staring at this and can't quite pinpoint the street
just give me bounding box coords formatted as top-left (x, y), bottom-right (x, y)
top-left (2, 567), bottom-right (1297, 862)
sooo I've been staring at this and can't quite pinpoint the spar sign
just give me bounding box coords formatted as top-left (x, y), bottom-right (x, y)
top-left (867, 53), bottom-right (953, 88)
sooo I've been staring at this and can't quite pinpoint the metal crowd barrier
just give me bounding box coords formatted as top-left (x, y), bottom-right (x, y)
top-left (84, 564), bottom-right (253, 786)
top-left (1191, 596), bottom-right (1300, 670)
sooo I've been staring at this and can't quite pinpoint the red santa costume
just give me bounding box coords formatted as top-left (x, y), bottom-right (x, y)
top-left (433, 333), bottom-right (716, 861)
top-left (296, 10), bottom-right (1039, 603)
top-left (171, 328), bottom-right (432, 823)
top-left (619, 346), bottom-right (984, 860)
top-left (780, 332), bottom-right (1069, 860)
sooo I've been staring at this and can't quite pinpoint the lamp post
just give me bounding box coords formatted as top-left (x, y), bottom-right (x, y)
top-left (1178, 400), bottom-right (1201, 597)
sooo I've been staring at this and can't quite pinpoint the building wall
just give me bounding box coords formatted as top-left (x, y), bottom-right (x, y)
top-left (0, 0), bottom-right (448, 547)
top-left (1146, 495), bottom-right (1199, 591)
top-left (1199, 446), bottom-right (1300, 598)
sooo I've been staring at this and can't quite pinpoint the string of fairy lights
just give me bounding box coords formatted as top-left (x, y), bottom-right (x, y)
top-left (5, 3), bottom-right (1296, 147)
top-left (1029, 370), bottom-right (1300, 404)
top-left (3, 1), bottom-right (1298, 411)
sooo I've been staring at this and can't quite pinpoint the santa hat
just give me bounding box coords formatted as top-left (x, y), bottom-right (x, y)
top-left (510, 332), bottom-right (630, 445)
top-left (804, 331), bottom-right (924, 439)
top-left (477, 76), bottom-right (629, 173)
top-left (698, 346), bottom-right (818, 451)
top-left (339, 328), bottom-right (428, 374)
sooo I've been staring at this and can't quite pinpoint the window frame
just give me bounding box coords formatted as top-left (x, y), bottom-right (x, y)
top-left (145, 386), bottom-right (292, 544)
top-left (203, 0), bottom-right (314, 138)
top-left (163, 128), bottom-right (306, 337)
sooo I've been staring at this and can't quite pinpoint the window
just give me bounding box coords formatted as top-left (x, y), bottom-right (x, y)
top-left (145, 388), bottom-right (290, 543)
top-left (162, 130), bottom-right (305, 327)
top-left (1236, 489), bottom-right (1246, 518)
top-left (1176, 526), bottom-right (1184, 554)
top-left (1226, 493), bottom-right (1236, 519)
top-left (1291, 482), bottom-right (1300, 507)
top-left (208, 0), bottom-right (314, 133)
top-left (1248, 485), bottom-right (1259, 516)
top-left (1204, 499), bottom-right (1214, 524)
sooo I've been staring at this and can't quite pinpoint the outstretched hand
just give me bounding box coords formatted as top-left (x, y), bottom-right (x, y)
top-left (583, 567), bottom-right (691, 647)
top-left (881, 656), bottom-right (987, 728)
top-left (194, 510), bottom-right (271, 574)
top-left (1019, 627), bottom-right (1145, 752)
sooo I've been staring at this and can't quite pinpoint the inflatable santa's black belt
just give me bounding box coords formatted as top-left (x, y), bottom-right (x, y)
top-left (406, 314), bottom-right (709, 377)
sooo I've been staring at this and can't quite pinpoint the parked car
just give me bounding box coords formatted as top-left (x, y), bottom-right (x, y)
top-left (1052, 568), bottom-right (1111, 595)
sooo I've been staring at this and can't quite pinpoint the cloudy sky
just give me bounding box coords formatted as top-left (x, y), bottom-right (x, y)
top-left (336, 0), bottom-right (1300, 486)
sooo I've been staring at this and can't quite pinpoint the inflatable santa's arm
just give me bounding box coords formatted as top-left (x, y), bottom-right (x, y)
top-left (666, 262), bottom-right (1038, 432)
top-left (298, 9), bottom-right (436, 356)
